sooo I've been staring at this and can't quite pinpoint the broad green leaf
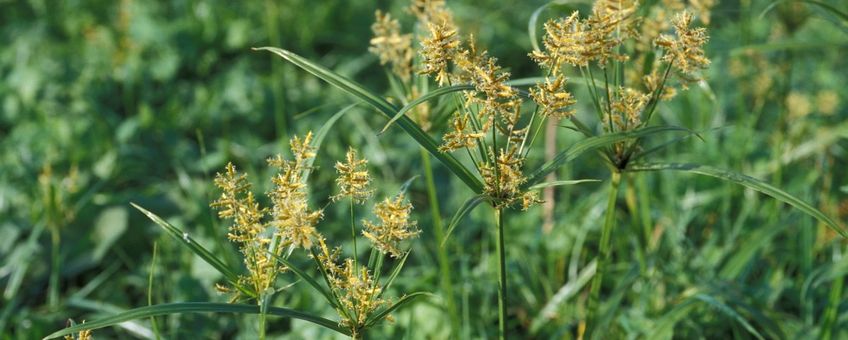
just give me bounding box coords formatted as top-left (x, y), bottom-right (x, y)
top-left (441, 194), bottom-right (488, 248)
top-left (528, 179), bottom-right (602, 190)
top-left (365, 292), bottom-right (432, 328)
top-left (130, 203), bottom-right (255, 298)
top-left (255, 47), bottom-right (483, 194)
top-left (42, 302), bottom-right (348, 339)
top-left (525, 126), bottom-right (696, 186)
top-left (625, 162), bottom-right (847, 238)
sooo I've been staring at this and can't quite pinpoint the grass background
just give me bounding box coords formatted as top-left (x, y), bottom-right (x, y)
top-left (1, 0), bottom-right (847, 338)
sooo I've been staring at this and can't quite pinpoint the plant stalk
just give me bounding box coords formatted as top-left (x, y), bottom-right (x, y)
top-left (420, 148), bottom-right (460, 334)
top-left (587, 171), bottom-right (621, 337)
top-left (49, 226), bottom-right (60, 309)
top-left (495, 208), bottom-right (507, 339)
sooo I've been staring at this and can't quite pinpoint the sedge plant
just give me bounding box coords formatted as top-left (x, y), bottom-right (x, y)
top-left (45, 131), bottom-right (427, 339)
top-left (244, 1), bottom-right (847, 338)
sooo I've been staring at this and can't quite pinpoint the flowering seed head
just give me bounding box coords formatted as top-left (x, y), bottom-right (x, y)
top-left (419, 22), bottom-right (460, 86)
top-left (656, 11), bottom-right (710, 82)
top-left (531, 76), bottom-right (577, 119)
top-left (333, 147), bottom-right (374, 204)
top-left (369, 11), bottom-right (414, 81)
top-left (363, 193), bottom-right (420, 258)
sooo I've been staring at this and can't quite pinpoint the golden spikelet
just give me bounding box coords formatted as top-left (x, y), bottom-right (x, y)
top-left (440, 113), bottom-right (484, 152)
top-left (480, 147), bottom-right (529, 208)
top-left (268, 133), bottom-right (323, 249)
top-left (530, 76), bottom-right (577, 119)
top-left (363, 193), bottom-right (420, 258)
top-left (656, 11), bottom-right (710, 82)
top-left (419, 21), bottom-right (460, 86)
top-left (369, 10), bottom-right (414, 81)
top-left (333, 147), bottom-right (374, 204)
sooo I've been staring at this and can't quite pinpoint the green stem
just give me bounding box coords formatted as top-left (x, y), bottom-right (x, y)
top-left (350, 199), bottom-right (358, 270)
top-left (421, 148), bottom-right (460, 334)
top-left (587, 171), bottom-right (621, 337)
top-left (819, 250), bottom-right (844, 340)
top-left (259, 310), bottom-right (267, 340)
top-left (495, 208), bottom-right (507, 339)
top-left (49, 226), bottom-right (60, 309)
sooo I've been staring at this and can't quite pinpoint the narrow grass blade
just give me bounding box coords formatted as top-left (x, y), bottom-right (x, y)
top-left (365, 292), bottom-right (432, 328)
top-left (265, 251), bottom-right (340, 311)
top-left (42, 302), bottom-right (348, 339)
top-left (528, 4), bottom-right (551, 52)
top-left (759, 0), bottom-right (848, 22)
top-left (441, 194), bottom-right (488, 248)
top-left (130, 203), bottom-right (254, 298)
top-left (692, 294), bottom-right (765, 340)
top-left (525, 126), bottom-right (696, 186)
top-left (528, 179), bottom-right (602, 190)
top-left (378, 250), bottom-right (411, 298)
top-left (625, 162), bottom-right (847, 238)
top-left (303, 104), bottom-right (357, 181)
top-left (380, 85), bottom-right (473, 134)
top-left (255, 47), bottom-right (483, 193)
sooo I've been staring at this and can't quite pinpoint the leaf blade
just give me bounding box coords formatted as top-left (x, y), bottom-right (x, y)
top-left (43, 302), bottom-right (348, 339)
top-left (626, 162), bottom-right (847, 238)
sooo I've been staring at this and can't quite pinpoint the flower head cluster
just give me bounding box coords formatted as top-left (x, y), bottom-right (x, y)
top-left (531, 76), bottom-right (577, 119)
top-left (656, 11), bottom-right (710, 84)
top-left (363, 193), bottom-right (420, 258)
top-left (408, 0), bottom-right (453, 27)
top-left (267, 132), bottom-right (323, 249)
top-left (333, 147), bottom-right (374, 204)
top-left (313, 238), bottom-right (387, 336)
top-left (480, 147), bottom-right (527, 208)
top-left (63, 322), bottom-right (92, 340)
top-left (419, 22), bottom-right (460, 86)
top-left (369, 11), bottom-right (414, 81)
top-left (211, 163), bottom-right (279, 295)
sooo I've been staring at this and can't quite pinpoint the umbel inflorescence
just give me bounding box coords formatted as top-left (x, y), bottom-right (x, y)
top-left (210, 133), bottom-right (419, 336)
top-left (370, 0), bottom-right (710, 208)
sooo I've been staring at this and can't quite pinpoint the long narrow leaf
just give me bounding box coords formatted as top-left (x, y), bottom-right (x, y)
top-left (525, 126), bottom-right (697, 186)
top-left (528, 179), bottom-right (602, 190)
top-left (365, 292), bottom-right (431, 328)
top-left (303, 104), bottom-right (357, 182)
top-left (255, 47), bottom-right (483, 194)
top-left (43, 302), bottom-right (347, 339)
top-left (441, 194), bottom-right (488, 247)
top-left (626, 162), bottom-right (847, 238)
top-left (265, 251), bottom-right (340, 311)
top-left (380, 85), bottom-right (474, 133)
top-left (130, 203), bottom-right (254, 298)
top-left (378, 250), bottom-right (411, 299)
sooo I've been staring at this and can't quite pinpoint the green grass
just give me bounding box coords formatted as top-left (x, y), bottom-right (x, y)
top-left (2, 0), bottom-right (847, 339)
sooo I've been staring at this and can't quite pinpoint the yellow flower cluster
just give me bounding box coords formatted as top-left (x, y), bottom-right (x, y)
top-left (268, 132), bottom-right (323, 249)
top-left (369, 11), bottom-right (414, 81)
top-left (333, 147), bottom-right (374, 204)
top-left (363, 193), bottom-right (420, 258)
top-left (656, 11), bottom-right (711, 84)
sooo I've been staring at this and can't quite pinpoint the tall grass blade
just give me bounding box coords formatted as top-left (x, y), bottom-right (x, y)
top-left (130, 203), bottom-right (254, 297)
top-left (525, 126), bottom-right (697, 186)
top-left (626, 162), bottom-right (847, 238)
top-left (692, 294), bottom-right (765, 340)
top-left (303, 104), bottom-right (357, 182)
top-left (365, 292), bottom-right (431, 328)
top-left (255, 47), bottom-right (483, 193)
top-left (265, 251), bottom-right (341, 311)
top-left (42, 302), bottom-right (348, 339)
top-left (528, 179), bottom-right (602, 190)
top-left (441, 194), bottom-right (488, 247)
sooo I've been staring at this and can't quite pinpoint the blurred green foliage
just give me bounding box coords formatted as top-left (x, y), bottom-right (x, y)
top-left (1, 0), bottom-right (847, 338)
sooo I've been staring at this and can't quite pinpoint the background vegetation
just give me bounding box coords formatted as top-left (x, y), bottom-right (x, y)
top-left (2, 0), bottom-right (847, 338)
